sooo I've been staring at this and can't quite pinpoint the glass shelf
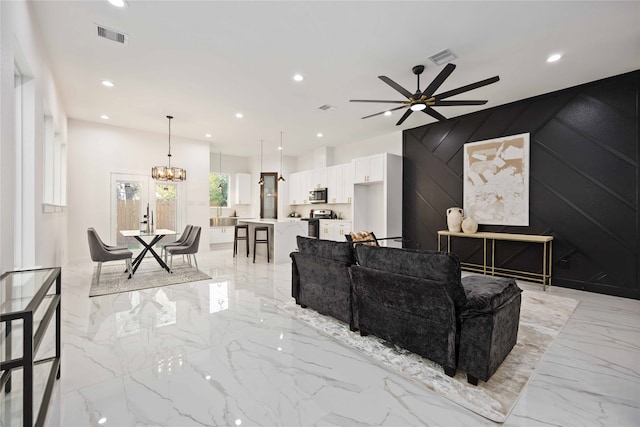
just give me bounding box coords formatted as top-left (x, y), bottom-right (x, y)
top-left (1, 267), bottom-right (62, 427)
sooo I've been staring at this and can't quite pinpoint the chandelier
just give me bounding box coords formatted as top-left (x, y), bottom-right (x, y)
top-left (152, 115), bottom-right (186, 181)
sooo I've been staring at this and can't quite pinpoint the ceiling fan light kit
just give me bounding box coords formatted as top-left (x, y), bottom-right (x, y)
top-left (351, 63), bottom-right (499, 125)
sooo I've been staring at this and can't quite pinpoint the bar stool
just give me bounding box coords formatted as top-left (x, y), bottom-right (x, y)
top-left (253, 226), bottom-right (270, 263)
top-left (233, 224), bottom-right (249, 257)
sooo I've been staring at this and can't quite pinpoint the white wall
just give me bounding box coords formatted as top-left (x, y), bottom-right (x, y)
top-left (295, 131), bottom-right (402, 171)
top-left (332, 131), bottom-right (402, 164)
top-left (67, 119), bottom-right (210, 263)
top-left (0, 0), bottom-right (68, 272)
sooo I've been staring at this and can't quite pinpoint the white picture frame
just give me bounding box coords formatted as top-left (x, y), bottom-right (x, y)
top-left (463, 133), bottom-right (530, 226)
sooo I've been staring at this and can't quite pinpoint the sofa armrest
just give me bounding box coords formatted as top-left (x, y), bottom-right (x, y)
top-left (291, 251), bottom-right (354, 328)
top-left (460, 275), bottom-right (522, 317)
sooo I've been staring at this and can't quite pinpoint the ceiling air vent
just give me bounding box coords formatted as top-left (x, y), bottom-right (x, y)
top-left (96, 25), bottom-right (128, 45)
top-left (429, 49), bottom-right (456, 66)
top-left (318, 104), bottom-right (336, 111)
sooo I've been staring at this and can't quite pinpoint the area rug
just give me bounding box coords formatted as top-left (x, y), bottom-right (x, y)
top-left (89, 262), bottom-right (211, 297)
top-left (277, 289), bottom-right (579, 423)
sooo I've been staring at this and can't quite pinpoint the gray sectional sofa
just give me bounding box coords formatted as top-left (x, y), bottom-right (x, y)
top-left (290, 236), bottom-right (523, 385)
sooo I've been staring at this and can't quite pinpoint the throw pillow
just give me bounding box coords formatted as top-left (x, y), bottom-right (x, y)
top-left (349, 231), bottom-right (377, 246)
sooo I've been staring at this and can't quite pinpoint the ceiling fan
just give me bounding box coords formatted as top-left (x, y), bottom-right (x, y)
top-left (351, 63), bottom-right (499, 125)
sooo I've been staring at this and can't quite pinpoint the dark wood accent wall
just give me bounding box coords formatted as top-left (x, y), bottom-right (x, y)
top-left (402, 70), bottom-right (639, 299)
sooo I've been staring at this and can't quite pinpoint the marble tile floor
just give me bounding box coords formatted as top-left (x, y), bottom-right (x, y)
top-left (1, 248), bottom-right (639, 426)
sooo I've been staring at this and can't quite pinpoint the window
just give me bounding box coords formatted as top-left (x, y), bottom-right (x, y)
top-left (209, 173), bottom-right (229, 207)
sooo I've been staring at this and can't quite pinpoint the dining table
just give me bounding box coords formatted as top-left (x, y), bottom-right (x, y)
top-left (119, 229), bottom-right (176, 274)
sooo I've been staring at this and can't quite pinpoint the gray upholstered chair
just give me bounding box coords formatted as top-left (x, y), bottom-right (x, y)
top-left (161, 224), bottom-right (193, 261)
top-left (166, 226), bottom-right (201, 272)
top-left (89, 227), bottom-right (128, 252)
top-left (87, 228), bottom-right (133, 285)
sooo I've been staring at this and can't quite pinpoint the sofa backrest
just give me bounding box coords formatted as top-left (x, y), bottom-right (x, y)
top-left (296, 235), bottom-right (356, 265)
top-left (354, 245), bottom-right (467, 309)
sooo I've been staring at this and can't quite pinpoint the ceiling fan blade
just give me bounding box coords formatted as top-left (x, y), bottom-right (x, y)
top-left (379, 76), bottom-right (414, 99)
top-left (432, 100), bottom-right (488, 106)
top-left (361, 105), bottom-right (407, 119)
top-left (422, 63), bottom-right (456, 98)
top-left (422, 107), bottom-right (447, 121)
top-left (435, 76), bottom-right (500, 100)
top-left (350, 100), bottom-right (406, 104)
top-left (395, 109), bottom-right (413, 125)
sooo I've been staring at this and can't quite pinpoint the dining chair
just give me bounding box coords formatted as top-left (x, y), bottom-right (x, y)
top-left (88, 227), bottom-right (129, 252)
top-left (161, 224), bottom-right (193, 262)
top-left (87, 228), bottom-right (133, 285)
top-left (166, 226), bottom-right (201, 273)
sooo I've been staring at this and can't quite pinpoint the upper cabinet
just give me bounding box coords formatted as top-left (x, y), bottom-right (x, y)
top-left (312, 168), bottom-right (328, 189)
top-left (326, 163), bottom-right (353, 204)
top-left (353, 153), bottom-right (384, 184)
top-left (289, 170), bottom-right (312, 205)
top-left (235, 173), bottom-right (251, 204)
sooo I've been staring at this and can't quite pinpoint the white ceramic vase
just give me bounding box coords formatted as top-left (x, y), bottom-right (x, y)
top-left (446, 207), bottom-right (463, 232)
top-left (462, 216), bottom-right (478, 234)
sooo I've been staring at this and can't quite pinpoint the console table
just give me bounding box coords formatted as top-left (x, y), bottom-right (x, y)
top-left (437, 231), bottom-right (553, 290)
top-left (1, 267), bottom-right (62, 426)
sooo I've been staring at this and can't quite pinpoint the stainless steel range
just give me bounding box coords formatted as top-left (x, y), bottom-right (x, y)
top-left (305, 209), bottom-right (333, 238)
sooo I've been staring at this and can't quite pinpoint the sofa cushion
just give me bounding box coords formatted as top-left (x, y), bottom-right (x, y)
top-left (296, 235), bottom-right (355, 265)
top-left (460, 275), bottom-right (522, 316)
top-left (354, 245), bottom-right (467, 309)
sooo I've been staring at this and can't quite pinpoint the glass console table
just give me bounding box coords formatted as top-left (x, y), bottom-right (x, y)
top-left (1, 267), bottom-right (61, 427)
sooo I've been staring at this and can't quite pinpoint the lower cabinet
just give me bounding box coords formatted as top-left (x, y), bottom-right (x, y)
top-left (319, 220), bottom-right (352, 242)
top-left (210, 226), bottom-right (234, 244)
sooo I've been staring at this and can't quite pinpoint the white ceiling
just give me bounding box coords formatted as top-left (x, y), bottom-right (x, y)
top-left (31, 1), bottom-right (640, 157)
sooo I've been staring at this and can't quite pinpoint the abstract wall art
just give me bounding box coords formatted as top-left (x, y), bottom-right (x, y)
top-left (463, 133), bottom-right (530, 226)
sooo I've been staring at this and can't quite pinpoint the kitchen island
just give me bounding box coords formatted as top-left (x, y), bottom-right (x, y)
top-left (238, 218), bottom-right (307, 263)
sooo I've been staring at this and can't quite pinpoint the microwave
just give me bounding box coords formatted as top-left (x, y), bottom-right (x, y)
top-left (309, 188), bottom-right (328, 204)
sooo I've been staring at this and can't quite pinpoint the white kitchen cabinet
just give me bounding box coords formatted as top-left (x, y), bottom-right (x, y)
top-left (353, 153), bottom-right (384, 184)
top-left (342, 163), bottom-right (354, 204)
top-left (326, 163), bottom-right (354, 204)
top-left (210, 227), bottom-right (235, 244)
top-left (351, 153), bottom-right (402, 247)
top-left (298, 170), bottom-right (312, 204)
top-left (312, 167), bottom-right (327, 189)
top-left (235, 173), bottom-right (251, 205)
top-left (326, 165), bottom-right (341, 204)
top-left (289, 172), bottom-right (300, 205)
top-left (319, 220), bottom-right (352, 241)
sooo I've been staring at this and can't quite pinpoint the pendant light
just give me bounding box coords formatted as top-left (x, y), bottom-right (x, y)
top-left (278, 131), bottom-right (286, 182)
top-left (217, 151), bottom-right (223, 190)
top-left (258, 139), bottom-right (264, 185)
top-left (151, 115), bottom-right (186, 181)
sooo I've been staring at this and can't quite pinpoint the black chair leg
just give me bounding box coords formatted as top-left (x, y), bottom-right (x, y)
top-left (444, 367), bottom-right (456, 377)
top-left (467, 374), bottom-right (479, 386)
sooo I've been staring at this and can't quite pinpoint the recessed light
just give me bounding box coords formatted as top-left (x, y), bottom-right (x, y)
top-left (278, 146), bottom-right (283, 150)
top-left (108, 0), bottom-right (127, 7)
top-left (293, 74), bottom-right (304, 82)
top-left (100, 114), bottom-right (110, 120)
top-left (235, 113), bottom-right (243, 118)
top-left (547, 53), bottom-right (562, 63)
top-left (205, 133), bottom-right (212, 138)
top-left (317, 133), bottom-right (323, 138)
top-left (98, 417), bottom-right (107, 425)
top-left (101, 80), bottom-right (115, 87)
top-left (384, 111), bottom-right (392, 116)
